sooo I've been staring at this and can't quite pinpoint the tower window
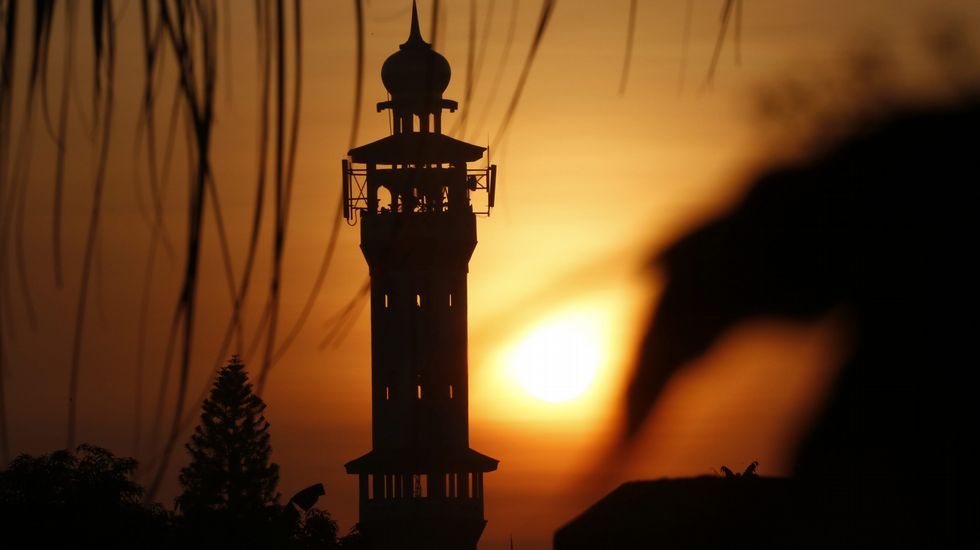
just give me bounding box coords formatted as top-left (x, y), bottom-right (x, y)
top-left (448, 293), bottom-right (453, 307)
top-left (413, 474), bottom-right (427, 497)
top-left (416, 293), bottom-right (422, 307)
top-left (385, 386), bottom-right (390, 400)
top-left (378, 186), bottom-right (393, 213)
top-left (417, 385), bottom-right (422, 399)
top-left (449, 384), bottom-right (454, 399)
top-left (384, 294), bottom-right (389, 308)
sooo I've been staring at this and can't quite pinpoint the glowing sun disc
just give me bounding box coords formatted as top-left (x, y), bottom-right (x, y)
top-left (509, 314), bottom-right (603, 403)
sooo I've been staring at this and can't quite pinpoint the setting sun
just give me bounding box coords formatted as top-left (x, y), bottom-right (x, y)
top-left (508, 314), bottom-right (604, 403)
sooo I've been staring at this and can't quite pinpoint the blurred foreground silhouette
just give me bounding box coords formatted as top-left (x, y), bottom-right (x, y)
top-left (562, 95), bottom-right (980, 548)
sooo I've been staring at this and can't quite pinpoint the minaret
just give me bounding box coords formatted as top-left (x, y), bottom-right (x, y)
top-left (342, 3), bottom-right (499, 549)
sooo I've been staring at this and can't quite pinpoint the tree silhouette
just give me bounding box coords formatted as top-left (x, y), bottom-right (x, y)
top-left (177, 355), bottom-right (280, 516)
top-left (0, 444), bottom-right (172, 547)
top-left (293, 508), bottom-right (340, 549)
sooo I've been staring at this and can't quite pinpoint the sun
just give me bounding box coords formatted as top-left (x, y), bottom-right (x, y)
top-left (507, 313), bottom-right (604, 403)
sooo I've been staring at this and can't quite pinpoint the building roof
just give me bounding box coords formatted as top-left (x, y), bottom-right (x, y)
top-left (345, 447), bottom-right (499, 474)
top-left (348, 132), bottom-right (486, 164)
top-left (554, 477), bottom-right (811, 550)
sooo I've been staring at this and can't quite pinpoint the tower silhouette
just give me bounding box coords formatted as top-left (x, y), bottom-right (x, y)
top-left (342, 3), bottom-right (499, 549)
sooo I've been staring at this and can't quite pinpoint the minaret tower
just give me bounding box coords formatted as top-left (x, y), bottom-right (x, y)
top-left (342, 3), bottom-right (499, 549)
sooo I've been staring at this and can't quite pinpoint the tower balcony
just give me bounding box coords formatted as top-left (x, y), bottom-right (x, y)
top-left (346, 447), bottom-right (498, 521)
top-left (342, 159), bottom-right (496, 220)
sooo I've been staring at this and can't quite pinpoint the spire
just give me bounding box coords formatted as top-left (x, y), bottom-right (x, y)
top-left (401, 0), bottom-right (430, 49)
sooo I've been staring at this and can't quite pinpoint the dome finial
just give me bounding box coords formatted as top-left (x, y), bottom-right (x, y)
top-left (383, 0), bottom-right (451, 101)
top-left (401, 1), bottom-right (429, 49)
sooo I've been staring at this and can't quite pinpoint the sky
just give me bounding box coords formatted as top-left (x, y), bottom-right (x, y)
top-left (3, 1), bottom-right (980, 549)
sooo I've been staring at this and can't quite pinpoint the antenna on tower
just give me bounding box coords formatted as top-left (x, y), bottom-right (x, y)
top-left (488, 136), bottom-right (497, 210)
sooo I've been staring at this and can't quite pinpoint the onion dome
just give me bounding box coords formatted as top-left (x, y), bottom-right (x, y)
top-left (381, 1), bottom-right (451, 107)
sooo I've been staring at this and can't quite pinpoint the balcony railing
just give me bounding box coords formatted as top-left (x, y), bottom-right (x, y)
top-left (342, 161), bottom-right (497, 222)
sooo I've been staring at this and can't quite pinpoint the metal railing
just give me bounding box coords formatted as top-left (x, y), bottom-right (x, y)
top-left (342, 160), bottom-right (497, 222)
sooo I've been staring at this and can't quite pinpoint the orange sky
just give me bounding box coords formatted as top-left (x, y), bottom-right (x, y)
top-left (4, 1), bottom-right (980, 549)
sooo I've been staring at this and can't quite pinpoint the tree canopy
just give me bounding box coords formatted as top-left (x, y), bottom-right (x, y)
top-left (0, 444), bottom-right (172, 547)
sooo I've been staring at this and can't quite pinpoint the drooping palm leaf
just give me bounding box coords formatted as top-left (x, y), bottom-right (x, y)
top-left (68, 0), bottom-right (117, 449)
top-left (491, 0), bottom-right (555, 149)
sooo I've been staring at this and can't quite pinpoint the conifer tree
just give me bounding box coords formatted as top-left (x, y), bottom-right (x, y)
top-left (177, 356), bottom-right (280, 516)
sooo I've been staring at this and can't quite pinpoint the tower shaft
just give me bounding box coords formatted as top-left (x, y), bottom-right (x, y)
top-left (342, 4), bottom-right (498, 549)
